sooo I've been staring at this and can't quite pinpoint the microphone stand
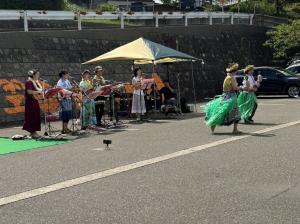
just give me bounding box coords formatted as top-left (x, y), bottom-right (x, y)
top-left (69, 80), bottom-right (80, 134)
top-left (139, 80), bottom-right (142, 122)
top-left (110, 87), bottom-right (121, 128)
top-left (42, 80), bottom-right (49, 136)
top-left (152, 64), bottom-right (158, 115)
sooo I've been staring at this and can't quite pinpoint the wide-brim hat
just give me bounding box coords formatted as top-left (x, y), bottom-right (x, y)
top-left (82, 69), bottom-right (91, 76)
top-left (95, 65), bottom-right (103, 71)
top-left (226, 63), bottom-right (239, 73)
top-left (244, 65), bottom-right (254, 74)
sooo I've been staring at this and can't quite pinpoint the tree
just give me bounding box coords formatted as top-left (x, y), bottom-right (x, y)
top-left (274, 0), bottom-right (285, 15)
top-left (264, 19), bottom-right (300, 64)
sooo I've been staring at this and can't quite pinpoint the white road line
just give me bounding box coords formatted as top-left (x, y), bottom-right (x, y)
top-left (91, 148), bottom-right (105, 151)
top-left (0, 120), bottom-right (299, 207)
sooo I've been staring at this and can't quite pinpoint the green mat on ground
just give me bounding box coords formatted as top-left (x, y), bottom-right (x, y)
top-left (0, 137), bottom-right (69, 155)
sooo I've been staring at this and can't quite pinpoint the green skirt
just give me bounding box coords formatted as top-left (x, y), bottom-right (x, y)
top-left (204, 92), bottom-right (240, 127)
top-left (237, 92), bottom-right (257, 121)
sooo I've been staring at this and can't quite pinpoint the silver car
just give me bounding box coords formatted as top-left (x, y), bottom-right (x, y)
top-left (286, 63), bottom-right (300, 76)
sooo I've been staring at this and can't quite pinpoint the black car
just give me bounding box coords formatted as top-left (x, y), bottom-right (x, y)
top-left (235, 67), bottom-right (300, 98)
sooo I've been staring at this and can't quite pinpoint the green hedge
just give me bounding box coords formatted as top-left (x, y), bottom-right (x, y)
top-left (229, 0), bottom-right (277, 16)
top-left (96, 3), bottom-right (117, 12)
top-left (0, 0), bottom-right (64, 10)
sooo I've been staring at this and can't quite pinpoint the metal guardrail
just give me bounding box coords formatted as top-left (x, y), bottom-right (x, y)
top-left (0, 10), bottom-right (254, 31)
top-left (0, 10), bottom-right (21, 20)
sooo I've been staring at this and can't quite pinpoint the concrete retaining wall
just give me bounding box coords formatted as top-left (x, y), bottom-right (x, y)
top-left (0, 25), bottom-right (271, 124)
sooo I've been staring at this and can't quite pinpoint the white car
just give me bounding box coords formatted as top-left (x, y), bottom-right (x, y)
top-left (286, 63), bottom-right (300, 76)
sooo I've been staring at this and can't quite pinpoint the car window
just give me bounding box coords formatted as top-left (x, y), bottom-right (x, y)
top-left (261, 69), bottom-right (277, 78)
top-left (287, 65), bottom-right (300, 74)
top-left (277, 68), bottom-right (294, 76)
top-left (287, 67), bottom-right (297, 73)
top-left (292, 66), bottom-right (300, 73)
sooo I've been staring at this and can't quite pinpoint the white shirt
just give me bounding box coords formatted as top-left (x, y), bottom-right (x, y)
top-left (248, 75), bottom-right (256, 87)
top-left (243, 75), bottom-right (257, 89)
top-left (132, 77), bottom-right (144, 95)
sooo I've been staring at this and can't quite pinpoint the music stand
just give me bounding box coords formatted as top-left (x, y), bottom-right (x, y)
top-left (44, 87), bottom-right (62, 136)
top-left (141, 78), bottom-right (155, 116)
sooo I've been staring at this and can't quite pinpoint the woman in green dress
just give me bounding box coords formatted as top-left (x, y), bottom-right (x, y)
top-left (204, 63), bottom-right (241, 134)
top-left (237, 65), bottom-right (262, 123)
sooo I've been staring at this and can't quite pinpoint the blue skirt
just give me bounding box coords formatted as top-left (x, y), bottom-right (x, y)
top-left (60, 98), bottom-right (73, 122)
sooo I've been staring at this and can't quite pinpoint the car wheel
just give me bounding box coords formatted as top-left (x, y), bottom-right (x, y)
top-left (287, 85), bottom-right (299, 98)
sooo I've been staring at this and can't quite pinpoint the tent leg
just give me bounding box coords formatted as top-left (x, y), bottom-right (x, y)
top-left (176, 72), bottom-right (182, 115)
top-left (191, 62), bottom-right (197, 112)
top-left (166, 64), bottom-right (170, 81)
top-left (153, 63), bottom-right (157, 114)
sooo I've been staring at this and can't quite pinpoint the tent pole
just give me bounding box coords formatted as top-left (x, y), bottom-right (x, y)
top-left (167, 63), bottom-right (170, 81)
top-left (152, 62), bottom-right (157, 115)
top-left (191, 61), bottom-right (197, 112)
top-left (176, 71), bottom-right (182, 114)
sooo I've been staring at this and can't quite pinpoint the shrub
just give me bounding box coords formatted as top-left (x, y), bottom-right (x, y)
top-left (229, 0), bottom-right (277, 15)
top-left (96, 3), bottom-right (117, 12)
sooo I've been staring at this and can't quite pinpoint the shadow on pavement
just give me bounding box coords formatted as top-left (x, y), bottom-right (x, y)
top-left (257, 96), bottom-right (289, 99)
top-left (241, 122), bottom-right (280, 126)
top-left (212, 132), bottom-right (275, 137)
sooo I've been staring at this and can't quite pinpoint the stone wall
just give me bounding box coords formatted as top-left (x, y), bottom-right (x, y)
top-left (0, 25), bottom-right (271, 124)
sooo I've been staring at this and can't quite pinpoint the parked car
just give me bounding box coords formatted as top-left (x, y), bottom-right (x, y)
top-left (235, 66), bottom-right (300, 98)
top-left (286, 63), bottom-right (300, 76)
top-left (289, 60), bottom-right (300, 66)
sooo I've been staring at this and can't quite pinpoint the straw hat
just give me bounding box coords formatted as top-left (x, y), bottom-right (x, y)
top-left (244, 65), bottom-right (254, 74)
top-left (82, 69), bottom-right (91, 76)
top-left (95, 66), bottom-right (103, 71)
top-left (226, 63), bottom-right (239, 73)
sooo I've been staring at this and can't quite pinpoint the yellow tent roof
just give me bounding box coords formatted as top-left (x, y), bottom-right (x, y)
top-left (83, 37), bottom-right (197, 64)
top-left (134, 57), bottom-right (195, 64)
